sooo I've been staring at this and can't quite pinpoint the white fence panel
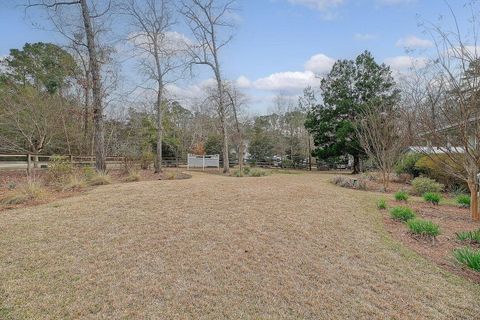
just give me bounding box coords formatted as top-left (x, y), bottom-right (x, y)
top-left (187, 154), bottom-right (220, 170)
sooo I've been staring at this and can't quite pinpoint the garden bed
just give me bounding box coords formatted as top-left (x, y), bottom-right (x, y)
top-left (384, 199), bottom-right (480, 283)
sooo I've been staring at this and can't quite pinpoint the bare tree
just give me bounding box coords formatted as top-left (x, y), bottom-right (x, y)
top-left (355, 101), bottom-right (406, 191)
top-left (122, 0), bottom-right (187, 173)
top-left (27, 0), bottom-right (110, 171)
top-left (181, 0), bottom-right (236, 173)
top-left (225, 82), bottom-right (246, 175)
top-left (412, 2), bottom-right (480, 220)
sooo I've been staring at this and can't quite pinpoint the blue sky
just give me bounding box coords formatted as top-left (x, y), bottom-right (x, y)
top-left (0, 0), bottom-right (472, 113)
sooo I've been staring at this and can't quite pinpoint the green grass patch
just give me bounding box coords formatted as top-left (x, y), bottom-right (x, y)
top-left (423, 192), bottom-right (442, 205)
top-left (456, 195), bottom-right (471, 208)
top-left (456, 229), bottom-right (480, 244)
top-left (394, 191), bottom-right (409, 202)
top-left (454, 247), bottom-right (480, 271)
top-left (377, 199), bottom-right (387, 210)
top-left (407, 218), bottom-right (440, 237)
top-left (390, 206), bottom-right (416, 222)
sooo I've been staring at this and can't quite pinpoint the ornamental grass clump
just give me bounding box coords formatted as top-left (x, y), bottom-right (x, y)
top-left (454, 247), bottom-right (480, 271)
top-left (394, 191), bottom-right (409, 202)
top-left (390, 206), bottom-right (416, 222)
top-left (407, 218), bottom-right (440, 238)
top-left (456, 195), bottom-right (471, 208)
top-left (423, 192), bottom-right (442, 205)
top-left (377, 199), bottom-right (387, 210)
top-left (456, 229), bottom-right (480, 244)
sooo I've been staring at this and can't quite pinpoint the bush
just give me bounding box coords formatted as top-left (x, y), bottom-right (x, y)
top-left (456, 229), bottom-right (480, 244)
top-left (47, 155), bottom-right (73, 184)
top-left (415, 155), bottom-right (467, 190)
top-left (407, 218), bottom-right (440, 238)
top-left (0, 180), bottom-right (45, 205)
top-left (454, 247), bottom-right (480, 271)
top-left (423, 192), bottom-right (442, 205)
top-left (390, 207), bottom-right (416, 222)
top-left (377, 199), bottom-right (387, 210)
top-left (394, 191), bottom-right (409, 202)
top-left (88, 172), bottom-right (111, 186)
top-left (249, 168), bottom-right (268, 177)
top-left (456, 195), bottom-right (471, 208)
top-left (411, 177), bottom-right (444, 195)
top-left (331, 176), bottom-right (367, 190)
top-left (242, 166), bottom-right (251, 175)
top-left (395, 153), bottom-right (422, 176)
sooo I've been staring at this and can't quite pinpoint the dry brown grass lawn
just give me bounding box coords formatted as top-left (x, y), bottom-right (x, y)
top-left (1, 172), bottom-right (480, 319)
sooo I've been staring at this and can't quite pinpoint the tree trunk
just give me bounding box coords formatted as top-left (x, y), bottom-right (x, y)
top-left (352, 155), bottom-right (360, 174)
top-left (80, 0), bottom-right (105, 172)
top-left (155, 88), bottom-right (163, 173)
top-left (468, 179), bottom-right (480, 221)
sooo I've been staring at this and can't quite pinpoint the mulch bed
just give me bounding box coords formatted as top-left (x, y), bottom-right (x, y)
top-left (384, 200), bottom-right (480, 283)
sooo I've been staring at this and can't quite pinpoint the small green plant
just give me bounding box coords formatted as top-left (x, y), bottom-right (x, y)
top-left (454, 247), bottom-right (480, 271)
top-left (242, 166), bottom-right (251, 175)
top-left (456, 195), bottom-right (471, 208)
top-left (390, 206), bottom-right (416, 222)
top-left (456, 229), bottom-right (480, 244)
top-left (82, 166), bottom-right (96, 181)
top-left (407, 218), bottom-right (440, 238)
top-left (423, 192), bottom-right (442, 205)
top-left (377, 199), bottom-right (387, 210)
top-left (411, 177), bottom-right (444, 195)
top-left (88, 172), bottom-right (111, 186)
top-left (394, 191), bottom-right (409, 202)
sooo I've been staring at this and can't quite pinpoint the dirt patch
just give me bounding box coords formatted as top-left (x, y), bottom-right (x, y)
top-left (383, 200), bottom-right (480, 283)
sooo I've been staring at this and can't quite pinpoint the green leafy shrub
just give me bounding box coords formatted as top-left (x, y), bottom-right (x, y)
top-left (394, 191), bottom-right (409, 202)
top-left (88, 172), bottom-right (111, 186)
top-left (411, 177), bottom-right (444, 195)
top-left (456, 229), bottom-right (480, 244)
top-left (390, 207), bottom-right (416, 222)
top-left (377, 199), bottom-right (387, 210)
top-left (395, 153), bottom-right (422, 176)
top-left (423, 192), bottom-right (442, 205)
top-left (407, 218), bottom-right (440, 237)
top-left (242, 166), bottom-right (251, 175)
top-left (454, 247), bottom-right (480, 271)
top-left (456, 195), bottom-right (471, 208)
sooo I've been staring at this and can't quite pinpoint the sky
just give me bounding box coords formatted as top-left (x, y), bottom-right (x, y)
top-left (0, 0), bottom-right (474, 114)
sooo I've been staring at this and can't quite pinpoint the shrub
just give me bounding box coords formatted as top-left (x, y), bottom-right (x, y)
top-left (242, 166), bottom-right (251, 175)
top-left (47, 155), bottom-right (73, 184)
top-left (0, 180), bottom-right (45, 205)
top-left (249, 168), bottom-right (268, 177)
top-left (331, 176), bottom-right (367, 190)
top-left (407, 218), bottom-right (440, 238)
top-left (82, 166), bottom-right (96, 181)
top-left (390, 207), bottom-right (416, 222)
top-left (415, 155), bottom-right (467, 189)
top-left (456, 195), bottom-right (471, 208)
top-left (395, 153), bottom-right (422, 176)
top-left (456, 229), bottom-right (480, 244)
top-left (411, 177), bottom-right (444, 195)
top-left (377, 199), bottom-right (387, 210)
top-left (394, 191), bottom-right (409, 202)
top-left (88, 172), bottom-right (111, 186)
top-left (423, 192), bottom-right (442, 205)
top-left (454, 247), bottom-right (480, 271)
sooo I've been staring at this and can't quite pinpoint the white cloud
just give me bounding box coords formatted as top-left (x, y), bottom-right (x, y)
top-left (354, 33), bottom-right (377, 41)
top-left (396, 35), bottom-right (433, 49)
top-left (304, 54), bottom-right (335, 74)
top-left (384, 55), bottom-right (428, 70)
top-left (287, 0), bottom-right (344, 11)
top-left (236, 75), bottom-right (252, 88)
top-left (253, 70), bottom-right (317, 93)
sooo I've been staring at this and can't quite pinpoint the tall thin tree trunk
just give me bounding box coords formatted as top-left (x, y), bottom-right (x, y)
top-left (155, 88), bottom-right (163, 173)
top-left (352, 155), bottom-right (360, 174)
top-left (468, 179), bottom-right (479, 221)
top-left (80, 0), bottom-right (105, 172)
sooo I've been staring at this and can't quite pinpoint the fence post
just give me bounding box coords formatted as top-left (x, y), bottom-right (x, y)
top-left (69, 154), bottom-right (74, 165)
top-left (27, 153), bottom-right (31, 176)
top-left (202, 155), bottom-right (205, 171)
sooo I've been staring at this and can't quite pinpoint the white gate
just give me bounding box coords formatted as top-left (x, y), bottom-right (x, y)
top-left (187, 154), bottom-right (220, 170)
